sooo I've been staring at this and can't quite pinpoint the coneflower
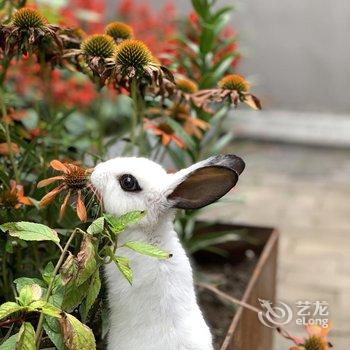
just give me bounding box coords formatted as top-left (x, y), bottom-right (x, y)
top-left (81, 34), bottom-right (116, 58)
top-left (218, 74), bottom-right (250, 93)
top-left (105, 22), bottom-right (133, 42)
top-left (176, 77), bottom-right (198, 94)
top-left (191, 73), bottom-right (261, 111)
top-left (115, 39), bottom-right (153, 75)
top-left (0, 7), bottom-right (62, 56)
top-left (12, 7), bottom-right (47, 28)
top-left (38, 160), bottom-right (94, 222)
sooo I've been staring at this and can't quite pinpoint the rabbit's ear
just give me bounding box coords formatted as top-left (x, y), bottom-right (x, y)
top-left (167, 155), bottom-right (245, 209)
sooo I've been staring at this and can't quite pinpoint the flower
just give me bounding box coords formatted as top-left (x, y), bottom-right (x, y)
top-left (218, 74), bottom-right (250, 93)
top-left (112, 39), bottom-right (174, 90)
top-left (278, 322), bottom-right (332, 350)
top-left (176, 77), bottom-right (198, 93)
top-left (105, 22), bottom-right (134, 42)
top-left (0, 180), bottom-right (32, 209)
top-left (0, 7), bottom-right (62, 57)
top-left (0, 142), bottom-right (20, 155)
top-left (144, 119), bottom-right (185, 148)
top-left (115, 39), bottom-right (153, 75)
top-left (191, 73), bottom-right (261, 111)
top-left (37, 160), bottom-right (93, 222)
top-left (81, 34), bottom-right (117, 58)
top-left (12, 7), bottom-right (47, 29)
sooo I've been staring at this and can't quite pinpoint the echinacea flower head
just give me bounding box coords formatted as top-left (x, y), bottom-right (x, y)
top-left (105, 22), bottom-right (133, 41)
top-left (0, 7), bottom-right (61, 57)
top-left (218, 74), bottom-right (250, 93)
top-left (176, 77), bottom-right (198, 93)
top-left (115, 39), bottom-right (153, 75)
top-left (12, 8), bottom-right (47, 29)
top-left (281, 322), bottom-right (332, 350)
top-left (38, 160), bottom-right (93, 222)
top-left (0, 180), bottom-right (32, 209)
top-left (81, 34), bottom-right (116, 58)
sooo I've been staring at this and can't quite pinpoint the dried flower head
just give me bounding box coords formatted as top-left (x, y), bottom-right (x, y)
top-left (38, 160), bottom-right (93, 222)
top-left (112, 39), bottom-right (174, 92)
top-left (218, 74), bottom-right (250, 92)
top-left (81, 34), bottom-right (116, 58)
top-left (0, 7), bottom-right (62, 57)
top-left (115, 39), bottom-right (153, 74)
top-left (0, 180), bottom-right (32, 209)
top-left (176, 77), bottom-right (198, 93)
top-left (192, 73), bottom-right (261, 111)
top-left (12, 8), bottom-right (47, 29)
top-left (105, 22), bottom-right (133, 42)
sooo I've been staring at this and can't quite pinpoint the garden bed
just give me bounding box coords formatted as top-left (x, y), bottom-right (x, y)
top-left (194, 222), bottom-right (279, 350)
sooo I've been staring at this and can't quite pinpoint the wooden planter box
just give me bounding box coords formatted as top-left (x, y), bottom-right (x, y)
top-left (194, 223), bottom-right (279, 350)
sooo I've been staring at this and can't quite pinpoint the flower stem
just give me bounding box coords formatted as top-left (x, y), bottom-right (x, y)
top-left (0, 89), bottom-right (20, 183)
top-left (34, 228), bottom-right (79, 349)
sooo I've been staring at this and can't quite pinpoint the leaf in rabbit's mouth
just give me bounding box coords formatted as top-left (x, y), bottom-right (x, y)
top-left (37, 160), bottom-right (95, 222)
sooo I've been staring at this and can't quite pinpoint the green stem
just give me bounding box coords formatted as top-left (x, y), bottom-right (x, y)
top-left (1, 250), bottom-right (9, 299)
top-left (0, 90), bottom-right (20, 182)
top-left (130, 79), bottom-right (138, 154)
top-left (34, 228), bottom-right (78, 349)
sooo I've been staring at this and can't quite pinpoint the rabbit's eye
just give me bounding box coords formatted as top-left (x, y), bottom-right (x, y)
top-left (119, 174), bottom-right (142, 192)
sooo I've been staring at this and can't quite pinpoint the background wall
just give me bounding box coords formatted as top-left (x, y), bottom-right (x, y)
top-left (122, 0), bottom-right (350, 114)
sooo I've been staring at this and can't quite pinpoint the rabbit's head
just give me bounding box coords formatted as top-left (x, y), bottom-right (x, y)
top-left (91, 155), bottom-right (245, 228)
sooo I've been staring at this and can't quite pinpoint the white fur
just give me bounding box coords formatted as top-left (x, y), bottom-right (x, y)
top-left (91, 157), bottom-right (214, 350)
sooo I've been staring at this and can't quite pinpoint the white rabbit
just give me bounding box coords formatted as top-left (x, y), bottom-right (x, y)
top-left (91, 154), bottom-right (245, 350)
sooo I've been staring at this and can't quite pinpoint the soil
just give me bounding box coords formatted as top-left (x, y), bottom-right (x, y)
top-left (195, 254), bottom-right (259, 349)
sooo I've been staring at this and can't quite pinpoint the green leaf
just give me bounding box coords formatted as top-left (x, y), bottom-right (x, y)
top-left (192, 0), bottom-right (209, 19)
top-left (14, 278), bottom-right (46, 294)
top-left (165, 118), bottom-right (196, 152)
top-left (61, 278), bottom-right (90, 312)
top-left (17, 284), bottom-right (42, 306)
top-left (29, 301), bottom-right (61, 318)
top-left (43, 319), bottom-right (67, 350)
top-left (75, 235), bottom-right (97, 287)
top-left (81, 270), bottom-right (101, 321)
top-left (123, 241), bottom-right (172, 259)
top-left (0, 333), bottom-right (18, 350)
top-left (60, 313), bottom-right (96, 350)
top-left (42, 262), bottom-right (55, 285)
top-left (87, 217), bottom-right (105, 235)
top-left (104, 211), bottom-right (145, 234)
top-left (113, 256), bottom-right (133, 285)
top-left (0, 302), bottom-right (23, 320)
top-left (16, 322), bottom-right (35, 350)
top-left (0, 222), bottom-right (60, 245)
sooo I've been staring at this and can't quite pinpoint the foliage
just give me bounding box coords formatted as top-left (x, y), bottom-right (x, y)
top-left (0, 0), bottom-right (260, 348)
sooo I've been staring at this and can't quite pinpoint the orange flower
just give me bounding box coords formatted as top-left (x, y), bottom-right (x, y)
top-left (144, 119), bottom-right (185, 148)
top-left (279, 322), bottom-right (332, 350)
top-left (37, 160), bottom-right (93, 222)
top-left (0, 180), bottom-right (32, 209)
top-left (171, 104), bottom-right (209, 139)
top-left (0, 142), bottom-right (20, 155)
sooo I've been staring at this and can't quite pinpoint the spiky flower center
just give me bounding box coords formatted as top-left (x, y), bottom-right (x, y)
top-left (12, 8), bottom-right (46, 29)
top-left (105, 22), bottom-right (133, 40)
top-left (218, 74), bottom-right (250, 92)
top-left (0, 190), bottom-right (18, 207)
top-left (64, 166), bottom-right (88, 190)
top-left (176, 78), bottom-right (198, 93)
top-left (304, 336), bottom-right (328, 350)
top-left (81, 34), bottom-right (116, 58)
top-left (115, 39), bottom-right (153, 70)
